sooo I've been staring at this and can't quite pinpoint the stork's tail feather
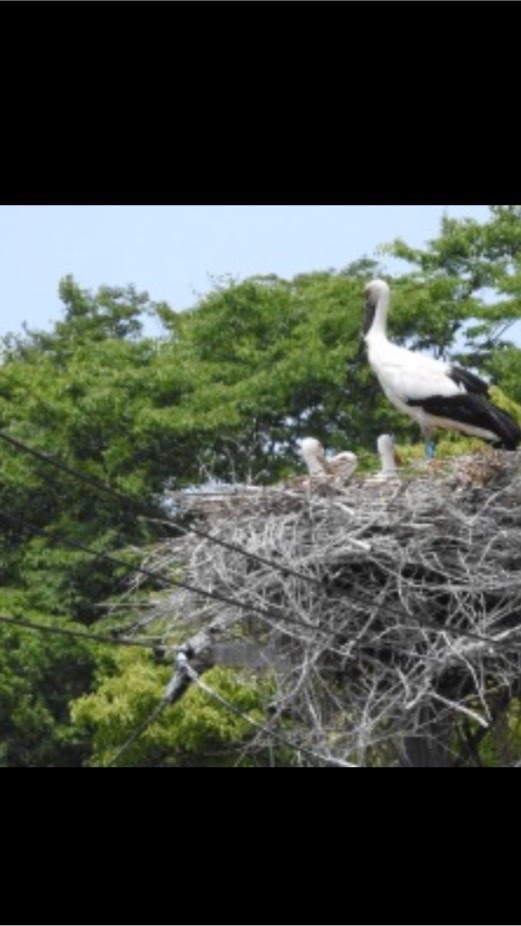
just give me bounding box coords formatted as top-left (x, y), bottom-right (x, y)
top-left (487, 402), bottom-right (521, 451)
top-left (409, 393), bottom-right (521, 450)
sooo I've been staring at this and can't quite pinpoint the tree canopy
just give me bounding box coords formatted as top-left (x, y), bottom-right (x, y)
top-left (1, 205), bottom-right (520, 766)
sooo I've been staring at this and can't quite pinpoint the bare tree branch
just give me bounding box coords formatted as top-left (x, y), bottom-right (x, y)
top-left (126, 451), bottom-right (521, 767)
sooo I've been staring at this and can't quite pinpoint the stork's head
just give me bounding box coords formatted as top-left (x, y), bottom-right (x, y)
top-left (363, 279), bottom-right (391, 337)
top-left (300, 437), bottom-right (327, 476)
top-left (300, 437), bottom-right (325, 461)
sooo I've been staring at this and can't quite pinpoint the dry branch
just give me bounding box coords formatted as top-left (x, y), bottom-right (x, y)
top-left (129, 451), bottom-right (521, 766)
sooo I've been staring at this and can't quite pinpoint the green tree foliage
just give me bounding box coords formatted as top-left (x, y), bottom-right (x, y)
top-left (1, 207), bottom-right (521, 766)
top-left (385, 205), bottom-right (521, 399)
top-left (71, 650), bottom-right (270, 767)
top-left (0, 283), bottom-right (168, 624)
top-left (164, 270), bottom-right (378, 477)
top-left (0, 618), bottom-right (96, 767)
top-left (479, 699), bottom-right (521, 768)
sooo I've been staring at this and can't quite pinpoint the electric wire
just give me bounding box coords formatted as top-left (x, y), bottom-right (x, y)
top-left (0, 428), bottom-right (321, 586)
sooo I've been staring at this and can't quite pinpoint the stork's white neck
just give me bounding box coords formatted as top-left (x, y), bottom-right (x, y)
top-left (306, 455), bottom-right (327, 477)
top-left (365, 287), bottom-right (390, 342)
top-left (378, 436), bottom-right (397, 475)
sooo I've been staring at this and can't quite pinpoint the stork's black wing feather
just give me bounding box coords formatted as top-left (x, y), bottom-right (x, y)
top-left (408, 393), bottom-right (521, 450)
top-left (448, 365), bottom-right (490, 396)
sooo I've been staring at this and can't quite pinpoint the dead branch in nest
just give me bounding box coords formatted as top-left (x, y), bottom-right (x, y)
top-left (127, 450), bottom-right (521, 767)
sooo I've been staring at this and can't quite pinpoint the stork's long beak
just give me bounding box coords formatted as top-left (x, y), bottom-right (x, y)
top-left (363, 298), bottom-right (376, 337)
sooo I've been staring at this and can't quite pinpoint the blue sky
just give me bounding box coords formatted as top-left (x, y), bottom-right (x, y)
top-left (0, 205), bottom-right (491, 339)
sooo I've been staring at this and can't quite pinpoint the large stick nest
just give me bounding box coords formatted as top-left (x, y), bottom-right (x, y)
top-left (132, 451), bottom-right (521, 766)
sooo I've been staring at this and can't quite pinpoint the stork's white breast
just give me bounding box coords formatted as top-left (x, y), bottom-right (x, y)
top-left (367, 339), bottom-right (461, 405)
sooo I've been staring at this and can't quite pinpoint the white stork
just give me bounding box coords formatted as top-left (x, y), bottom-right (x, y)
top-left (363, 279), bottom-right (521, 456)
top-left (300, 438), bottom-right (358, 482)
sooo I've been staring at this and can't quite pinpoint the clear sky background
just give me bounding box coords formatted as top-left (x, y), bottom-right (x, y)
top-left (0, 205), bottom-right (492, 339)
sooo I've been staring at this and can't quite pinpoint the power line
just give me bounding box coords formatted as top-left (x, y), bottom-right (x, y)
top-left (108, 701), bottom-right (168, 766)
top-left (182, 657), bottom-right (359, 768)
top-left (109, 652), bottom-right (359, 768)
top-left (0, 428), bottom-right (438, 644)
top-left (1, 505), bottom-right (505, 655)
top-left (2, 430), bottom-right (505, 655)
top-left (0, 507), bottom-right (333, 641)
top-left (0, 615), bottom-right (356, 767)
top-left (0, 615), bottom-right (155, 649)
top-left (0, 428), bottom-right (321, 586)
